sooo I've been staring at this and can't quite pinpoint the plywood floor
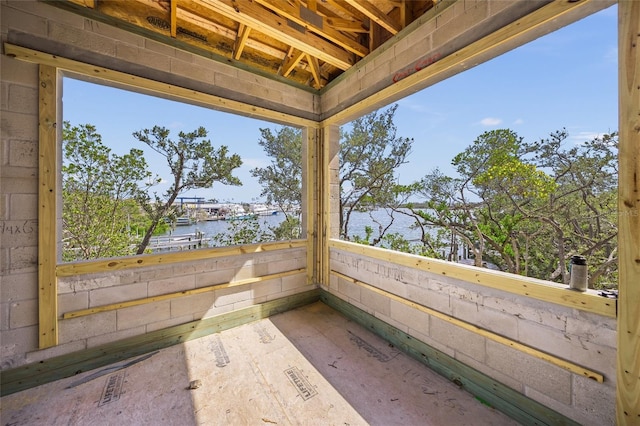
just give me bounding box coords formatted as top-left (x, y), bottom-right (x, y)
top-left (1, 302), bottom-right (519, 425)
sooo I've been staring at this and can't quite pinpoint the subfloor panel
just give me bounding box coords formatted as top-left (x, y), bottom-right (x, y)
top-left (1, 302), bottom-right (518, 425)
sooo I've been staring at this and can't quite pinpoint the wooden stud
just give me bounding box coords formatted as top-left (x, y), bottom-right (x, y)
top-left (303, 127), bottom-right (316, 285)
top-left (170, 0), bottom-right (177, 38)
top-left (63, 268), bottom-right (306, 319)
top-left (233, 24), bottom-right (251, 60)
top-left (38, 64), bottom-right (59, 349)
top-left (343, 0), bottom-right (401, 35)
top-left (332, 270), bottom-right (604, 383)
top-left (56, 240), bottom-right (306, 277)
top-left (617, 0), bottom-right (640, 423)
top-left (330, 239), bottom-right (616, 318)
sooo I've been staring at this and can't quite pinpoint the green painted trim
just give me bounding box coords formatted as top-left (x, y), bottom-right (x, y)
top-left (0, 289), bottom-right (320, 397)
top-left (320, 290), bottom-right (580, 426)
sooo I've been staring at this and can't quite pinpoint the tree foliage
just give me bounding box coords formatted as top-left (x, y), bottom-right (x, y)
top-left (408, 129), bottom-right (618, 287)
top-left (340, 105), bottom-right (413, 239)
top-left (250, 127), bottom-right (302, 239)
top-left (62, 121), bottom-right (151, 261)
top-left (132, 126), bottom-right (243, 254)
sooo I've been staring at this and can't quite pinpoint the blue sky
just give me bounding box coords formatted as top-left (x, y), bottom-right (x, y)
top-left (63, 4), bottom-right (617, 203)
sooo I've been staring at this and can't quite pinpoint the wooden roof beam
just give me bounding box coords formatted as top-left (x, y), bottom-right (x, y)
top-left (280, 47), bottom-right (305, 77)
top-left (252, 0), bottom-right (369, 57)
top-left (306, 53), bottom-right (321, 88)
top-left (233, 23), bottom-right (251, 60)
top-left (177, 7), bottom-right (286, 59)
top-left (343, 0), bottom-right (401, 34)
top-left (199, 0), bottom-right (355, 70)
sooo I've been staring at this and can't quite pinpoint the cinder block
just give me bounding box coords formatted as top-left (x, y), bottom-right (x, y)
top-left (0, 219), bottom-right (37, 248)
top-left (0, 302), bottom-right (9, 331)
top-left (486, 339), bottom-right (572, 405)
top-left (117, 301), bottom-right (170, 330)
top-left (1, 111), bottom-right (38, 141)
top-left (406, 284), bottom-right (452, 315)
top-left (433, 1), bottom-right (489, 49)
top-left (198, 302), bottom-right (233, 320)
top-left (90, 282), bottom-right (147, 307)
top-left (9, 298), bottom-right (37, 328)
top-left (8, 245), bottom-right (38, 273)
top-left (452, 297), bottom-right (518, 340)
top-left (455, 351), bottom-right (523, 393)
top-left (59, 311), bottom-right (117, 343)
top-left (265, 257), bottom-right (305, 275)
top-left (251, 279), bottom-right (281, 299)
top-left (195, 268), bottom-right (236, 288)
top-left (360, 286), bottom-right (390, 317)
top-left (565, 312), bottom-right (616, 349)
top-left (430, 316), bottom-right (486, 362)
top-left (24, 339), bottom-right (86, 365)
top-left (116, 44), bottom-right (170, 72)
top-left (281, 273), bottom-right (307, 292)
top-left (0, 271), bottom-right (37, 302)
top-left (214, 285), bottom-right (252, 307)
top-left (483, 294), bottom-right (568, 331)
top-left (0, 325), bottom-right (38, 366)
top-left (337, 276), bottom-right (361, 301)
top-left (170, 292), bottom-right (215, 318)
top-left (571, 374), bottom-right (616, 426)
top-left (8, 140), bottom-right (38, 168)
top-left (172, 259), bottom-right (215, 277)
top-left (87, 325), bottom-right (146, 349)
top-left (390, 299), bottom-right (429, 336)
top-left (58, 291), bottom-right (89, 314)
top-left (48, 22), bottom-right (116, 57)
top-left (91, 22), bottom-right (144, 47)
top-left (148, 275), bottom-right (195, 297)
top-left (146, 314), bottom-right (193, 333)
top-left (170, 58), bottom-right (215, 85)
top-left (8, 84), bottom-right (37, 114)
top-left (9, 193), bottom-right (37, 220)
top-left (1, 5), bottom-right (47, 37)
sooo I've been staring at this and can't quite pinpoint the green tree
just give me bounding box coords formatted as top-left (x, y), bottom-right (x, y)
top-left (62, 121), bottom-right (151, 260)
top-left (340, 105), bottom-right (413, 239)
top-left (133, 126), bottom-right (243, 254)
top-left (250, 127), bottom-right (302, 239)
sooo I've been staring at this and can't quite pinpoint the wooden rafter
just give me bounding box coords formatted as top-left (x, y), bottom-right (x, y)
top-left (233, 23), bottom-right (251, 60)
top-left (306, 53), bottom-right (321, 88)
top-left (253, 0), bottom-right (369, 57)
top-left (343, 0), bottom-right (401, 34)
top-left (170, 0), bottom-right (177, 37)
top-left (199, 0), bottom-right (356, 70)
top-left (281, 47), bottom-right (305, 77)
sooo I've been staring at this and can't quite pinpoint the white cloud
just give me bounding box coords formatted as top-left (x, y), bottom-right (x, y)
top-left (569, 131), bottom-right (604, 144)
top-left (479, 117), bottom-right (502, 126)
top-left (513, 118), bottom-right (524, 125)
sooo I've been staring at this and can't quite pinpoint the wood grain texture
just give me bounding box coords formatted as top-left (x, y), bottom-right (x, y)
top-left (617, 0), bottom-right (640, 423)
top-left (38, 64), bottom-right (59, 349)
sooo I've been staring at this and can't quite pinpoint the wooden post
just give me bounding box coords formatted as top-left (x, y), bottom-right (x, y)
top-left (38, 65), bottom-right (59, 348)
top-left (617, 1), bottom-right (640, 422)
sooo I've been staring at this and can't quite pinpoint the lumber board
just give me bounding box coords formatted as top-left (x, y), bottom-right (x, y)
top-left (616, 0), bottom-right (640, 423)
top-left (3, 44), bottom-right (319, 128)
top-left (320, 290), bottom-right (579, 426)
top-left (62, 268), bottom-right (306, 319)
top-left (55, 239), bottom-right (306, 277)
top-left (37, 64), bottom-right (59, 349)
top-left (0, 290), bottom-right (320, 397)
top-left (330, 239), bottom-right (616, 318)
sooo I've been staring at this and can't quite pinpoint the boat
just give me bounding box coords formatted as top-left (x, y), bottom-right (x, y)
top-left (225, 213), bottom-right (258, 221)
top-left (175, 216), bottom-right (193, 226)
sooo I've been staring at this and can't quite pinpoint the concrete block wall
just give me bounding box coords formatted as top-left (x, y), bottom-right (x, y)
top-left (326, 248), bottom-right (616, 426)
top-left (1, 1), bottom-right (319, 122)
top-left (9, 246), bottom-right (309, 369)
top-left (0, 0), bottom-right (317, 371)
